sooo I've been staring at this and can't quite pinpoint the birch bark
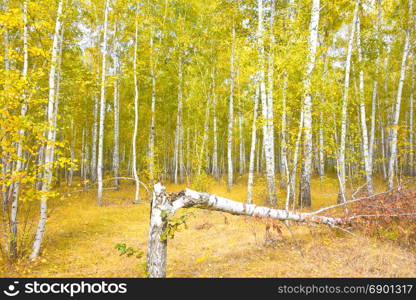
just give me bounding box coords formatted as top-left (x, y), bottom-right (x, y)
top-left (227, 24), bottom-right (235, 191)
top-left (31, 0), bottom-right (63, 259)
top-left (387, 0), bottom-right (412, 189)
top-left (247, 84), bottom-right (259, 204)
top-left (113, 23), bottom-right (120, 190)
top-left (97, 0), bottom-right (109, 205)
top-left (356, 14), bottom-right (374, 195)
top-left (337, 0), bottom-right (359, 203)
top-left (299, 0), bottom-right (320, 208)
top-left (10, 0), bottom-right (29, 259)
top-left (258, 0), bottom-right (276, 205)
top-left (132, 6), bottom-right (140, 203)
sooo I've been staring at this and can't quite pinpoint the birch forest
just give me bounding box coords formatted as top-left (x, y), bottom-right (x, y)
top-left (1, 0), bottom-right (416, 278)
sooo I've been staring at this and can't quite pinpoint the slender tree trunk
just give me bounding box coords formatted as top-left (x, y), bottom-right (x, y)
top-left (356, 14), bottom-right (374, 195)
top-left (174, 57), bottom-right (183, 184)
top-left (212, 71), bottom-right (219, 180)
top-left (247, 84), bottom-right (260, 204)
top-left (287, 110), bottom-right (304, 210)
top-left (409, 59), bottom-right (415, 176)
top-left (387, 0), bottom-right (412, 189)
top-left (266, 0), bottom-right (276, 183)
top-left (369, 79), bottom-right (377, 173)
top-left (337, 0), bottom-right (359, 203)
top-left (197, 93), bottom-right (211, 175)
top-left (10, 0), bottom-right (29, 260)
top-left (258, 0), bottom-right (276, 205)
top-left (149, 36), bottom-right (156, 182)
top-left (30, 0), bottom-right (63, 259)
top-left (132, 7), bottom-right (140, 203)
top-left (318, 54), bottom-right (328, 181)
top-left (97, 0), bottom-right (109, 205)
top-left (91, 96), bottom-right (98, 182)
top-left (299, 0), bottom-right (320, 208)
top-left (227, 24), bottom-right (235, 191)
top-left (280, 72), bottom-right (288, 188)
top-left (238, 102), bottom-right (244, 175)
top-left (113, 23), bottom-right (120, 190)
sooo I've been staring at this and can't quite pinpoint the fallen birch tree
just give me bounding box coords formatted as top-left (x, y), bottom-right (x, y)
top-left (146, 182), bottom-right (347, 277)
top-left (146, 181), bottom-right (416, 277)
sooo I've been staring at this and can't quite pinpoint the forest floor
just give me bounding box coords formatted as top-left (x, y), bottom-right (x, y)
top-left (1, 175), bottom-right (416, 277)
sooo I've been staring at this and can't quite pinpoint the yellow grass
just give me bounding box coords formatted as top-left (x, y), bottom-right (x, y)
top-left (1, 176), bottom-right (415, 277)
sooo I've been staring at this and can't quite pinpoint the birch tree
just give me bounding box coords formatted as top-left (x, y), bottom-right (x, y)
top-left (31, 0), bottom-right (64, 259)
top-left (299, 0), bottom-right (320, 208)
top-left (258, 0), bottom-right (276, 205)
top-left (132, 5), bottom-right (140, 203)
top-left (337, 0), bottom-right (359, 203)
top-left (97, 0), bottom-right (109, 205)
top-left (227, 24), bottom-right (235, 191)
top-left (113, 23), bottom-right (120, 190)
top-left (247, 84), bottom-right (259, 204)
top-left (387, 0), bottom-right (412, 190)
top-left (9, 0), bottom-right (29, 260)
top-left (356, 13), bottom-right (374, 195)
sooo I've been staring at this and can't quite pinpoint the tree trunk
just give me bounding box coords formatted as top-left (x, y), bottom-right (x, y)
top-left (299, 0), bottom-right (320, 208)
top-left (356, 14), bottom-right (374, 195)
top-left (10, 0), bottom-right (29, 260)
top-left (409, 59), bottom-right (415, 176)
top-left (97, 0), bottom-right (109, 205)
top-left (91, 96), bottom-right (98, 182)
top-left (113, 23), bottom-right (120, 190)
top-left (227, 24), bottom-right (235, 191)
top-left (212, 70), bottom-right (219, 180)
top-left (132, 6), bottom-right (140, 203)
top-left (146, 183), bottom-right (168, 278)
top-left (247, 84), bottom-right (259, 204)
top-left (149, 36), bottom-right (156, 182)
top-left (173, 57), bottom-right (184, 184)
top-left (280, 72), bottom-right (288, 188)
top-left (149, 182), bottom-right (345, 277)
top-left (258, 0), bottom-right (276, 205)
top-left (30, 0), bottom-right (63, 259)
top-left (337, 0), bottom-right (359, 203)
top-left (387, 0), bottom-right (412, 189)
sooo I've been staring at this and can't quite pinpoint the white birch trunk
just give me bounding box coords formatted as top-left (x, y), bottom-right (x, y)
top-left (387, 0), bottom-right (412, 189)
top-left (197, 94), bottom-right (210, 175)
top-left (287, 110), bottom-right (304, 210)
top-left (299, 0), bottom-right (320, 208)
top-left (97, 0), bottom-right (109, 205)
top-left (318, 54), bottom-right (328, 180)
top-left (247, 84), bottom-right (260, 204)
top-left (212, 71), bottom-right (219, 180)
top-left (91, 96), bottom-right (98, 182)
top-left (173, 57), bottom-right (183, 184)
top-left (409, 59), bottom-right (415, 176)
top-left (369, 79), bottom-right (377, 173)
top-left (132, 7), bottom-right (140, 203)
top-left (113, 23), bottom-right (120, 190)
top-left (227, 24), bottom-right (235, 191)
top-left (266, 0), bottom-right (276, 183)
top-left (30, 0), bottom-right (63, 259)
top-left (258, 0), bottom-right (276, 205)
top-left (146, 183), bottom-right (168, 278)
top-left (280, 72), bottom-right (288, 188)
top-left (356, 15), bottom-right (374, 195)
top-left (338, 0), bottom-right (359, 203)
top-left (148, 182), bottom-right (344, 277)
top-left (10, 0), bottom-right (29, 259)
top-left (149, 36), bottom-right (156, 182)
